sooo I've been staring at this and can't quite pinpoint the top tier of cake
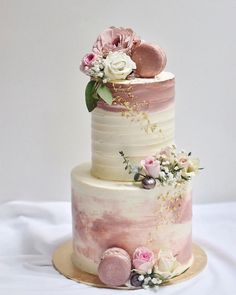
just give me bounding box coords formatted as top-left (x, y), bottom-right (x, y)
top-left (91, 71), bottom-right (175, 181)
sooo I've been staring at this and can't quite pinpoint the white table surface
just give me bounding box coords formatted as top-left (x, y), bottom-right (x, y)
top-left (0, 201), bottom-right (235, 295)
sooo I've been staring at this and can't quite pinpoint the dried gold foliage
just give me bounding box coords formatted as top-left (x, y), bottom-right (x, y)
top-left (111, 85), bottom-right (162, 134)
top-left (121, 100), bottom-right (162, 134)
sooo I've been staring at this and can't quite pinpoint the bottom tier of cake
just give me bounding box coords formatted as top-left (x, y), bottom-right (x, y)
top-left (71, 163), bottom-right (193, 281)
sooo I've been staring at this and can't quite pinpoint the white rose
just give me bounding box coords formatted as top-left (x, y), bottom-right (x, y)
top-left (187, 158), bottom-right (200, 174)
top-left (104, 51), bottom-right (136, 80)
top-left (156, 250), bottom-right (178, 273)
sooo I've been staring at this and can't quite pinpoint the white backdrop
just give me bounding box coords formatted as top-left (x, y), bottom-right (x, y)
top-left (0, 0), bottom-right (235, 203)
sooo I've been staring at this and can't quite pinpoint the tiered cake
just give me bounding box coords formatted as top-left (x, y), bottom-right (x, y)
top-left (71, 27), bottom-right (200, 289)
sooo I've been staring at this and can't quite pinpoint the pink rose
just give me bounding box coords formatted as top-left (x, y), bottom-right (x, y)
top-left (140, 156), bottom-right (160, 178)
top-left (80, 52), bottom-right (98, 73)
top-left (133, 247), bottom-right (155, 272)
top-left (159, 146), bottom-right (173, 159)
top-left (92, 26), bottom-right (141, 57)
top-left (177, 153), bottom-right (189, 168)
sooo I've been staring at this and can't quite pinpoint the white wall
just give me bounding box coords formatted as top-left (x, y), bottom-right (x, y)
top-left (0, 0), bottom-right (236, 203)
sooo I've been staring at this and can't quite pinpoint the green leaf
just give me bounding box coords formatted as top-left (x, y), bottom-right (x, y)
top-left (85, 80), bottom-right (97, 112)
top-left (97, 84), bottom-right (113, 105)
top-left (181, 175), bottom-right (190, 181)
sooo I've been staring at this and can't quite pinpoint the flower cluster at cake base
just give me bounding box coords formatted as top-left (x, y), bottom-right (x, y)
top-left (129, 247), bottom-right (180, 289)
top-left (120, 145), bottom-right (202, 189)
top-left (98, 245), bottom-right (181, 290)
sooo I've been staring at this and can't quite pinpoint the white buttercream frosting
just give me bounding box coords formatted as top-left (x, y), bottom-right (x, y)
top-left (91, 105), bottom-right (175, 181)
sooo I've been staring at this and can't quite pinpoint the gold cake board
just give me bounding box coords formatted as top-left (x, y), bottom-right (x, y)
top-left (52, 240), bottom-right (207, 290)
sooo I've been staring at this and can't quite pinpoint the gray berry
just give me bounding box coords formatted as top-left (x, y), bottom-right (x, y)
top-left (142, 177), bottom-right (156, 189)
top-left (130, 273), bottom-right (143, 287)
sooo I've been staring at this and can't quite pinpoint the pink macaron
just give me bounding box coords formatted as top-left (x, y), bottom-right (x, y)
top-left (98, 247), bottom-right (131, 287)
top-left (131, 42), bottom-right (167, 78)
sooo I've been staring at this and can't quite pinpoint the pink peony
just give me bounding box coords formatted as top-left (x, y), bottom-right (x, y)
top-left (140, 156), bottom-right (160, 178)
top-left (80, 52), bottom-right (98, 73)
top-left (92, 26), bottom-right (141, 57)
top-left (133, 247), bottom-right (155, 272)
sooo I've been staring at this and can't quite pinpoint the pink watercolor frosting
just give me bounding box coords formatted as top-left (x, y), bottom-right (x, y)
top-left (173, 234), bottom-right (192, 264)
top-left (97, 75), bottom-right (175, 113)
top-left (71, 176), bottom-right (193, 274)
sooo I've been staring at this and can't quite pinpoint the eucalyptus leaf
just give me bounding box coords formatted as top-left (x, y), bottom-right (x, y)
top-left (134, 173), bottom-right (140, 182)
top-left (85, 80), bottom-right (97, 112)
top-left (97, 84), bottom-right (113, 105)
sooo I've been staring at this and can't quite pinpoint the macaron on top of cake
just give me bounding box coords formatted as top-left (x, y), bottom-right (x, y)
top-left (131, 42), bottom-right (167, 78)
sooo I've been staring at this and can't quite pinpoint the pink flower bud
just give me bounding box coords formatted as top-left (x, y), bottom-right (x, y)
top-left (80, 52), bottom-right (98, 73)
top-left (140, 156), bottom-right (160, 178)
top-left (132, 247), bottom-right (155, 272)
